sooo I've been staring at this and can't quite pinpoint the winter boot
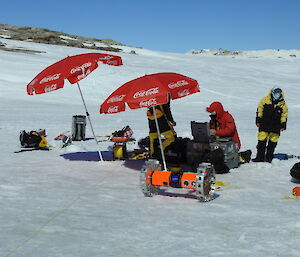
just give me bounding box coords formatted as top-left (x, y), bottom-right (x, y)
top-left (265, 141), bottom-right (277, 163)
top-left (239, 150), bottom-right (252, 163)
top-left (252, 140), bottom-right (267, 162)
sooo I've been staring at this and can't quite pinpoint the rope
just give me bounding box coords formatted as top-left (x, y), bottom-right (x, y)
top-left (4, 176), bottom-right (107, 257)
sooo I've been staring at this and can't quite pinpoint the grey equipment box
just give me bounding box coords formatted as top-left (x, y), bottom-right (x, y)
top-left (72, 115), bottom-right (86, 141)
top-left (210, 139), bottom-right (239, 169)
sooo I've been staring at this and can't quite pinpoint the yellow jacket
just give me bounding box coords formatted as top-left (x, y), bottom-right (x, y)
top-left (256, 91), bottom-right (288, 133)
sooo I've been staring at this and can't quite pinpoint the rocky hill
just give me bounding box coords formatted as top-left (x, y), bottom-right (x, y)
top-left (188, 48), bottom-right (299, 59)
top-left (0, 24), bottom-right (124, 53)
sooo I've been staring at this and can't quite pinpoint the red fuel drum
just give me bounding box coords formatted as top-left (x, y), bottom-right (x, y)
top-left (146, 170), bottom-right (197, 189)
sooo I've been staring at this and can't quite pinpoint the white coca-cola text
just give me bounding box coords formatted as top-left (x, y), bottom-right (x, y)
top-left (139, 98), bottom-right (157, 107)
top-left (133, 87), bottom-right (159, 99)
top-left (107, 106), bottom-right (119, 113)
top-left (178, 89), bottom-right (190, 97)
top-left (98, 56), bottom-right (113, 60)
top-left (168, 80), bottom-right (189, 89)
top-left (40, 73), bottom-right (61, 84)
top-left (107, 95), bottom-right (126, 103)
top-left (44, 84), bottom-right (57, 93)
top-left (76, 69), bottom-right (91, 81)
top-left (106, 60), bottom-right (118, 65)
top-left (70, 62), bottom-right (92, 74)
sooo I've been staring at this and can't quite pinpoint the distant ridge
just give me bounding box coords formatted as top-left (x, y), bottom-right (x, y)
top-left (0, 24), bottom-right (124, 52)
top-left (188, 48), bottom-right (299, 59)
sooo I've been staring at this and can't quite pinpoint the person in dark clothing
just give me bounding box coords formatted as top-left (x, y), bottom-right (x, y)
top-left (253, 87), bottom-right (288, 163)
top-left (147, 101), bottom-right (177, 158)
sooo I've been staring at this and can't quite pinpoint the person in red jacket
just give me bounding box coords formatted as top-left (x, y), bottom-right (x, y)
top-left (206, 101), bottom-right (241, 149)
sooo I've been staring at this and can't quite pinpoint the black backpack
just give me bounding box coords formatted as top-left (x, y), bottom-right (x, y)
top-left (20, 130), bottom-right (42, 148)
top-left (290, 162), bottom-right (300, 181)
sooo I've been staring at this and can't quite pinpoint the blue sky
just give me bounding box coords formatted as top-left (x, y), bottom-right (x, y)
top-left (1, 0), bottom-right (299, 53)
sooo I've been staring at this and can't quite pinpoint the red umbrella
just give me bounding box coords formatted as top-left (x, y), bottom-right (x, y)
top-left (26, 52), bottom-right (123, 161)
top-left (100, 72), bottom-right (200, 169)
top-left (27, 53), bottom-right (122, 95)
top-left (100, 72), bottom-right (199, 114)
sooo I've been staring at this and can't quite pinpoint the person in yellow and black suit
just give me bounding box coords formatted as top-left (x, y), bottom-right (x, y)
top-left (253, 87), bottom-right (288, 163)
top-left (147, 101), bottom-right (177, 158)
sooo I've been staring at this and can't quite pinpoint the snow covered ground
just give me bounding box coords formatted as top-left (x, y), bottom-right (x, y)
top-left (1, 38), bottom-right (300, 257)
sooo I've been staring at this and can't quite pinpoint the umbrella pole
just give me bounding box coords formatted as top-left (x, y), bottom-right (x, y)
top-left (76, 82), bottom-right (104, 162)
top-left (152, 106), bottom-right (167, 171)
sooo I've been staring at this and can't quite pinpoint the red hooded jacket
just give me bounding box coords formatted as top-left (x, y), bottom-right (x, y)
top-left (207, 102), bottom-right (241, 149)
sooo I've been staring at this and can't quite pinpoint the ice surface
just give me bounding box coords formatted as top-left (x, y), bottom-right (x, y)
top-left (0, 38), bottom-right (300, 257)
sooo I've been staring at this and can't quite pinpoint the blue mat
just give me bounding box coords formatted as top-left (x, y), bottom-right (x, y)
top-left (274, 153), bottom-right (300, 160)
top-left (60, 151), bottom-right (114, 161)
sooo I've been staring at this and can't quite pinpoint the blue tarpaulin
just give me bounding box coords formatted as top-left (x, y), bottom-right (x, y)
top-left (60, 151), bottom-right (114, 161)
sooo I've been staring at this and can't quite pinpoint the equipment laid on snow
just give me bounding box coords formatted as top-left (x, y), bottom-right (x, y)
top-left (282, 186), bottom-right (300, 200)
top-left (190, 121), bottom-right (239, 170)
top-left (54, 133), bottom-right (72, 148)
top-left (210, 140), bottom-right (239, 169)
top-left (290, 162), bottom-right (300, 181)
top-left (140, 160), bottom-right (216, 202)
top-left (16, 130), bottom-right (49, 153)
top-left (19, 130), bottom-right (48, 148)
top-left (110, 126), bottom-right (135, 159)
top-left (274, 153), bottom-right (300, 160)
top-left (292, 187), bottom-right (300, 196)
top-left (72, 115), bottom-right (86, 141)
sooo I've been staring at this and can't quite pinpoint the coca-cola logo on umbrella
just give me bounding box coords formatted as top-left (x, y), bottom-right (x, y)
top-left (40, 73), bottom-right (61, 84)
top-left (133, 87), bottom-right (159, 99)
top-left (70, 62), bottom-right (92, 74)
top-left (44, 84), bottom-right (57, 93)
top-left (139, 98), bottom-right (157, 107)
top-left (168, 80), bottom-right (189, 89)
top-left (107, 106), bottom-right (119, 113)
top-left (107, 95), bottom-right (126, 103)
top-left (76, 69), bottom-right (91, 81)
top-left (178, 89), bottom-right (190, 97)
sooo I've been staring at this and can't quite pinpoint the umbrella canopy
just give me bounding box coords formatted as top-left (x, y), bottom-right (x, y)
top-left (100, 72), bottom-right (199, 170)
top-left (100, 72), bottom-right (199, 114)
top-left (27, 52), bottom-right (123, 95)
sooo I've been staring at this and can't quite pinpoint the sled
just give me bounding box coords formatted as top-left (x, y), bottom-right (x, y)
top-left (140, 160), bottom-right (216, 202)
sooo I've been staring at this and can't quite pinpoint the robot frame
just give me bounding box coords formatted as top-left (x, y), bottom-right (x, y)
top-left (138, 121), bottom-right (240, 202)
